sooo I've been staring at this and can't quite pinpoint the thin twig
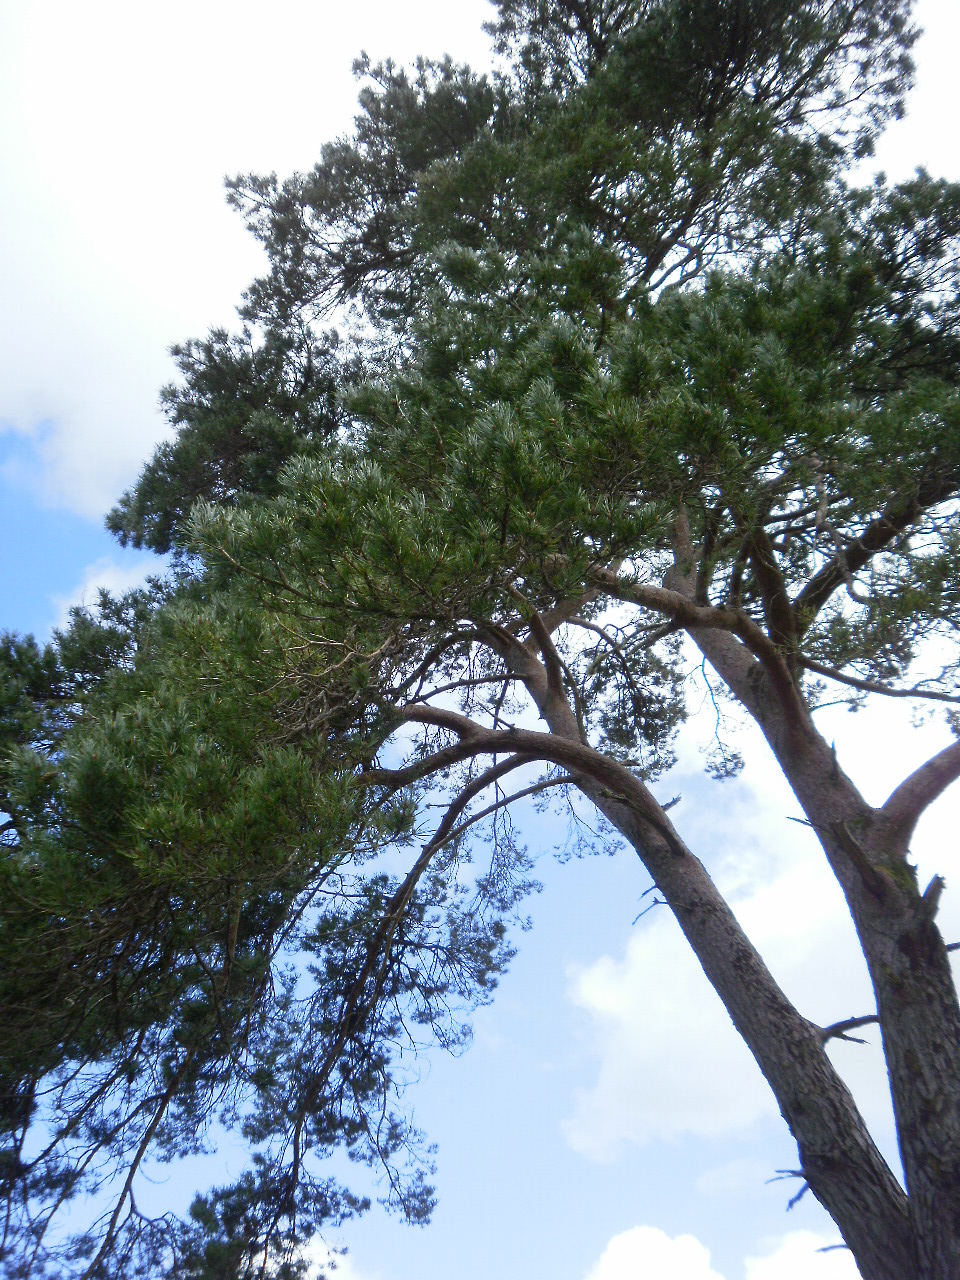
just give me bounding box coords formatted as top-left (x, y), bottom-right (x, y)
top-left (435, 775), bottom-right (575, 852)
top-left (800, 657), bottom-right (960, 705)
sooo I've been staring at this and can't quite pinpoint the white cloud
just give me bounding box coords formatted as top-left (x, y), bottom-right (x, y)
top-left (562, 836), bottom-right (903, 1158)
top-left (562, 641), bottom-right (960, 1164)
top-left (583, 1226), bottom-right (859, 1280)
top-left (0, 0), bottom-right (493, 522)
top-left (852, 1), bottom-right (960, 184)
top-left (563, 907), bottom-right (778, 1157)
top-left (584, 1226), bottom-right (724, 1280)
top-left (561, 732), bottom-right (894, 1158)
top-left (744, 1231), bottom-right (860, 1280)
top-left (52, 555), bottom-right (161, 628)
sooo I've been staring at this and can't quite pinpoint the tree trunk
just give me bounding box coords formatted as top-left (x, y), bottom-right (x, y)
top-left (816, 810), bottom-right (960, 1280)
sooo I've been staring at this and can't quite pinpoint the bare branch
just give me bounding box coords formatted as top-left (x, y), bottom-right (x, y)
top-left (362, 737), bottom-right (485, 790)
top-left (794, 459), bottom-right (960, 633)
top-left (78, 1049), bottom-right (197, 1280)
top-left (567, 615), bottom-right (627, 652)
top-left (435, 774), bottom-right (575, 852)
top-left (506, 582), bottom-right (566, 700)
top-left (743, 524), bottom-right (802, 655)
top-left (820, 1014), bottom-right (879, 1044)
top-left (813, 467), bottom-right (871, 606)
top-left (503, 582), bottom-right (590, 740)
top-left (800, 657), bottom-right (960, 706)
top-left (410, 672), bottom-right (513, 704)
top-left (400, 705), bottom-right (689, 853)
top-left (424, 755), bottom-right (538, 854)
top-left (537, 587), bottom-right (610, 640)
top-left (392, 629), bottom-right (485, 701)
top-left (581, 563), bottom-right (804, 719)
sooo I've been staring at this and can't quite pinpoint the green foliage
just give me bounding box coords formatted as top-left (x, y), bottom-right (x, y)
top-left (108, 327), bottom-right (348, 555)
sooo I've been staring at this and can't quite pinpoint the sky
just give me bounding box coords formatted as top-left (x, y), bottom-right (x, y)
top-left (2, 2), bottom-right (960, 1278)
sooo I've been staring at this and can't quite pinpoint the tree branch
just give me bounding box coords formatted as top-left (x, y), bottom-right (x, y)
top-left (391, 629), bottom-right (485, 701)
top-left (534, 578), bottom-right (614, 640)
top-left (506, 583), bottom-right (566, 700)
top-left (362, 738), bottom-right (485, 790)
top-left (79, 1049), bottom-right (197, 1280)
top-left (800, 657), bottom-right (960, 705)
top-left (743, 524), bottom-right (801, 657)
top-left (582, 563), bottom-right (804, 721)
top-left (434, 774), bottom-right (575, 851)
top-left (401, 705), bottom-right (691, 854)
top-left (424, 755), bottom-right (538, 854)
top-left (820, 1014), bottom-right (879, 1044)
top-left (882, 739), bottom-right (960, 842)
top-left (793, 457), bottom-right (960, 633)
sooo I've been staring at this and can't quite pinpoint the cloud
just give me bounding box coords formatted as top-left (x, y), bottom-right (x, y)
top-left (563, 906), bottom-right (777, 1156)
top-left (0, 0), bottom-right (494, 523)
top-left (562, 675), bottom-right (960, 1165)
top-left (0, 201), bottom-right (177, 520)
top-left (584, 1226), bottom-right (724, 1280)
top-left (558, 658), bottom-right (960, 1163)
top-left (583, 1226), bottom-right (859, 1280)
top-left (744, 1231), bottom-right (860, 1280)
top-left (52, 555), bottom-right (161, 628)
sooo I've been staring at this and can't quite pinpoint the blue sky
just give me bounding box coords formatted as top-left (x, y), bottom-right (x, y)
top-left (2, 3), bottom-right (960, 1278)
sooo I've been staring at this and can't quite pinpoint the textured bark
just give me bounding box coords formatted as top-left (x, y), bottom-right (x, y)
top-left (847, 856), bottom-right (960, 1280)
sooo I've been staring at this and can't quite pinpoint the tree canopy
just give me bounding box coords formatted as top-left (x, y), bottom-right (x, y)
top-left (4, 2), bottom-right (960, 1278)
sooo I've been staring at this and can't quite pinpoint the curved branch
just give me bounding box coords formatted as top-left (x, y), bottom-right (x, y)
top-left (424, 754), bottom-right (538, 854)
top-left (402, 705), bottom-right (687, 850)
top-left (362, 737), bottom-right (484, 790)
top-left (79, 1049), bottom-right (197, 1280)
top-left (391, 628), bottom-right (487, 702)
top-left (506, 583), bottom-right (565, 700)
top-left (881, 739), bottom-right (960, 842)
top-left (743, 525), bottom-right (801, 656)
top-left (410, 672), bottom-right (513, 704)
top-left (435, 774), bottom-right (575, 852)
